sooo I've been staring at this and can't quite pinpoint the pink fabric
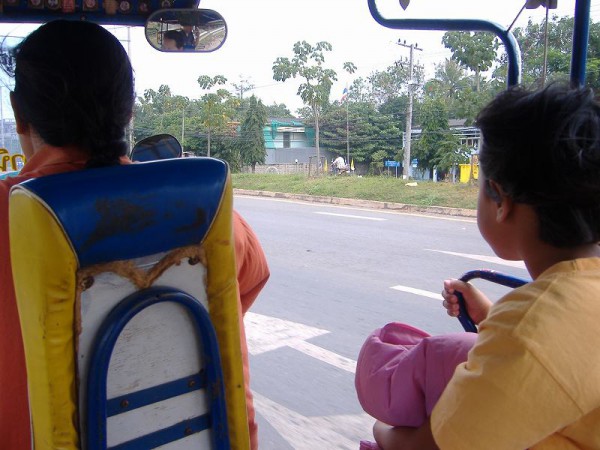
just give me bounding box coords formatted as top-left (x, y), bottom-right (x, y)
top-left (355, 322), bottom-right (477, 427)
top-left (359, 440), bottom-right (380, 450)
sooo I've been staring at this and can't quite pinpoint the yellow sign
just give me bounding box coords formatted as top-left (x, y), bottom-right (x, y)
top-left (0, 149), bottom-right (26, 172)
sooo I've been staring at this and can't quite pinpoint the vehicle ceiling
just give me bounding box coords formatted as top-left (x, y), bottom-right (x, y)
top-left (0, 0), bottom-right (200, 26)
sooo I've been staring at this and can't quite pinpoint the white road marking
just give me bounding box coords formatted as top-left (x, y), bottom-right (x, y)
top-left (244, 312), bottom-right (329, 355)
top-left (313, 211), bottom-right (386, 221)
top-left (288, 340), bottom-right (356, 373)
top-left (426, 249), bottom-right (527, 269)
top-left (253, 392), bottom-right (374, 450)
top-left (389, 285), bottom-right (442, 300)
top-left (245, 313), bottom-right (357, 373)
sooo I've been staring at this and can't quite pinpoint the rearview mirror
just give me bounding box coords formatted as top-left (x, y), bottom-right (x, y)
top-left (145, 8), bottom-right (227, 53)
top-left (131, 134), bottom-right (182, 162)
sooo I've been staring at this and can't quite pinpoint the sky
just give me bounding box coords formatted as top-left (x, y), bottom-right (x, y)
top-left (0, 0), bottom-right (599, 116)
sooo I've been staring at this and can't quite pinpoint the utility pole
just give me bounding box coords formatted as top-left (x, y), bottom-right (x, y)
top-left (345, 97), bottom-right (350, 167)
top-left (397, 40), bottom-right (422, 179)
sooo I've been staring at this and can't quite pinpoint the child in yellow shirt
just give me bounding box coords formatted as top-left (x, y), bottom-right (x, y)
top-left (373, 83), bottom-right (600, 449)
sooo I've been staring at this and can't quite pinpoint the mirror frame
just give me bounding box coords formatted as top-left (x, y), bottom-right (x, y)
top-left (145, 8), bottom-right (227, 53)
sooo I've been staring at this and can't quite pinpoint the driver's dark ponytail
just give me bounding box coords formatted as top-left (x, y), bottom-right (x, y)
top-left (9, 20), bottom-right (135, 168)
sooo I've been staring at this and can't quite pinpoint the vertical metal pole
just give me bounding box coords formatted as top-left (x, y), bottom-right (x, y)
top-left (571, 0), bottom-right (591, 87)
top-left (542, 6), bottom-right (550, 86)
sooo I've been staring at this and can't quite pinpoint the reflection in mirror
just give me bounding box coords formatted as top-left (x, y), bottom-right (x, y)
top-left (0, 35), bottom-right (24, 79)
top-left (131, 134), bottom-right (182, 162)
top-left (145, 8), bottom-right (227, 53)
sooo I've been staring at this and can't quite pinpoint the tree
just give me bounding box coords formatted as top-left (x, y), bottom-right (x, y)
top-left (495, 16), bottom-right (600, 90)
top-left (427, 59), bottom-right (469, 100)
top-left (240, 96), bottom-right (267, 172)
top-left (320, 101), bottom-right (400, 167)
top-left (442, 31), bottom-right (499, 91)
top-left (423, 59), bottom-right (498, 125)
top-left (347, 77), bottom-right (372, 104)
top-left (367, 60), bottom-right (423, 106)
top-left (197, 74), bottom-right (236, 157)
top-left (264, 103), bottom-right (293, 118)
top-left (133, 85), bottom-right (194, 146)
top-left (272, 40), bottom-right (356, 174)
top-left (370, 149), bottom-right (389, 175)
top-left (411, 96), bottom-right (460, 175)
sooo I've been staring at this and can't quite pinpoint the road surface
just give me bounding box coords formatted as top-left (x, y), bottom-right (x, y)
top-left (234, 195), bottom-right (527, 449)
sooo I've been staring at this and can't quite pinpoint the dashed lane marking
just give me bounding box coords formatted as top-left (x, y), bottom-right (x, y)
top-left (425, 249), bottom-right (527, 269)
top-left (313, 211), bottom-right (386, 221)
top-left (389, 285), bottom-right (442, 300)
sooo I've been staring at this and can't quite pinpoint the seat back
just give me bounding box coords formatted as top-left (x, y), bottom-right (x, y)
top-left (9, 158), bottom-right (249, 449)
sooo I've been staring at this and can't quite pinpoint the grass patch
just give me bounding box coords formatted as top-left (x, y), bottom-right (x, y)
top-left (232, 173), bottom-right (479, 209)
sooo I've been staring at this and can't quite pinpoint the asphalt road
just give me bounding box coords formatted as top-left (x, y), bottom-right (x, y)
top-left (234, 195), bottom-right (529, 449)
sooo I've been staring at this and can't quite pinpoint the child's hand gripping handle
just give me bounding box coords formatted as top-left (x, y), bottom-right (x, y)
top-left (455, 270), bottom-right (529, 334)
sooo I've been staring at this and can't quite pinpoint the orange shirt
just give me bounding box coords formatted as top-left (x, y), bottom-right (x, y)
top-left (0, 146), bottom-right (89, 450)
top-left (233, 212), bottom-right (270, 449)
top-left (0, 146), bottom-right (269, 450)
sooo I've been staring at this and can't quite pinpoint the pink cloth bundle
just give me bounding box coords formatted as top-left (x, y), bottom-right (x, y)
top-left (355, 322), bottom-right (476, 433)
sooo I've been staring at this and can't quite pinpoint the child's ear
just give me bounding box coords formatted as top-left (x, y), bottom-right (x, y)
top-left (489, 180), bottom-right (513, 222)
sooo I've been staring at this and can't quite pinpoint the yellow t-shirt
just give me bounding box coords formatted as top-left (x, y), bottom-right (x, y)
top-left (431, 258), bottom-right (600, 449)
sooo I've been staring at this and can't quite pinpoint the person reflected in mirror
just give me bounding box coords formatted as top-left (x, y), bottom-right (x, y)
top-left (161, 29), bottom-right (184, 51)
top-left (358, 83), bottom-right (600, 449)
top-left (180, 22), bottom-right (196, 50)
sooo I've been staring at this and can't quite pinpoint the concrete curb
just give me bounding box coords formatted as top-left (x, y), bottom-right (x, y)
top-left (233, 189), bottom-right (477, 219)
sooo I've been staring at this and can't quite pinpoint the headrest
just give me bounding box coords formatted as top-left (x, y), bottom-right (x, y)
top-left (13, 157), bottom-right (229, 267)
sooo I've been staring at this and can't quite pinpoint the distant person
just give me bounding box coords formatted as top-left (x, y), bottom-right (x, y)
top-left (162, 29), bottom-right (184, 51)
top-left (358, 84), bottom-right (600, 449)
top-left (333, 155), bottom-right (346, 174)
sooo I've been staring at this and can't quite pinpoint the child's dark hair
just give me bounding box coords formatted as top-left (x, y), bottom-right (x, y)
top-left (163, 30), bottom-right (184, 50)
top-left (476, 83), bottom-right (600, 247)
top-left (9, 20), bottom-right (135, 168)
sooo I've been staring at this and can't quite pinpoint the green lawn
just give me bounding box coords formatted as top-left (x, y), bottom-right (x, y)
top-left (232, 173), bottom-right (479, 210)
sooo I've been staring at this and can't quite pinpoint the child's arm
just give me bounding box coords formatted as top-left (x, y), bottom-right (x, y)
top-left (442, 279), bottom-right (493, 325)
top-left (373, 419), bottom-right (438, 450)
